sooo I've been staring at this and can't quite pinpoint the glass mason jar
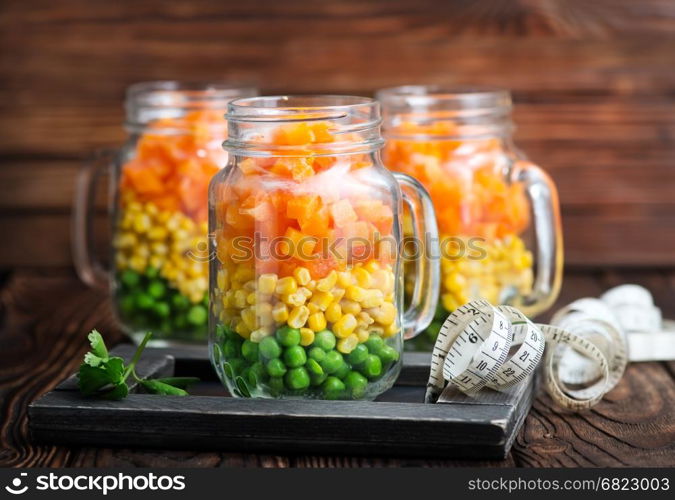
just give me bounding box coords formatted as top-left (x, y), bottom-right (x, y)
top-left (209, 95), bottom-right (440, 399)
top-left (73, 81), bottom-right (257, 345)
top-left (376, 86), bottom-right (563, 350)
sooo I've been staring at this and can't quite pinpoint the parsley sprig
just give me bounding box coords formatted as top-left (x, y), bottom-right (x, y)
top-left (78, 330), bottom-right (198, 399)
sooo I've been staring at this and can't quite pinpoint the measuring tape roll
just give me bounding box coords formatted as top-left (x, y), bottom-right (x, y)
top-left (426, 300), bottom-right (616, 410)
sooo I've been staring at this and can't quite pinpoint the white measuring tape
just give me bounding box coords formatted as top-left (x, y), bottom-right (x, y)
top-left (426, 285), bottom-right (675, 410)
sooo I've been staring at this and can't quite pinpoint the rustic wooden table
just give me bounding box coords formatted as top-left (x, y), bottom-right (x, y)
top-left (1, 269), bottom-right (674, 467)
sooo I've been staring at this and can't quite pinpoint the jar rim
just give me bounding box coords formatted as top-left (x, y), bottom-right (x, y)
top-left (127, 81), bottom-right (258, 107)
top-left (376, 85), bottom-right (512, 112)
top-left (224, 95), bottom-right (384, 156)
top-left (226, 95), bottom-right (380, 123)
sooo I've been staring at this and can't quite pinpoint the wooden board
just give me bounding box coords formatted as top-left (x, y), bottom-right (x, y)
top-left (2, 0), bottom-right (675, 268)
top-left (28, 345), bottom-right (534, 459)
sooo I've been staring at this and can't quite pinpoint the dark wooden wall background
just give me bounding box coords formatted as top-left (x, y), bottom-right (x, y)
top-left (1, 0), bottom-right (675, 269)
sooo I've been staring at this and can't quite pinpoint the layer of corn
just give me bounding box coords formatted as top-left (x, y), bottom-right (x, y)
top-left (437, 234), bottom-right (534, 312)
top-left (114, 192), bottom-right (209, 303)
top-left (213, 260), bottom-right (399, 353)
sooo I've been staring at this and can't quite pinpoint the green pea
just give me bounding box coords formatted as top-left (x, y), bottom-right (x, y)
top-left (283, 345), bottom-right (307, 368)
top-left (217, 323), bottom-right (238, 341)
top-left (285, 367), bottom-right (310, 390)
top-left (153, 301), bottom-right (170, 318)
top-left (320, 350), bottom-right (343, 374)
top-left (378, 345), bottom-right (399, 364)
top-left (228, 358), bottom-right (246, 376)
top-left (223, 339), bottom-right (241, 359)
top-left (266, 358), bottom-right (287, 377)
top-left (119, 295), bottom-right (135, 316)
top-left (305, 358), bottom-right (324, 377)
top-left (174, 314), bottom-right (187, 330)
top-left (268, 376), bottom-right (285, 394)
top-left (187, 305), bottom-right (208, 326)
top-left (361, 354), bottom-right (382, 379)
top-left (248, 361), bottom-right (267, 386)
top-left (241, 340), bottom-right (259, 362)
top-left (172, 293), bottom-right (190, 310)
top-left (120, 269), bottom-right (141, 288)
top-left (276, 326), bottom-right (301, 347)
top-left (259, 337), bottom-right (282, 359)
top-left (365, 335), bottom-right (385, 354)
top-left (308, 347), bottom-right (326, 363)
top-left (344, 371), bottom-right (368, 398)
top-left (201, 295), bottom-right (209, 308)
top-left (135, 292), bottom-right (154, 310)
top-left (145, 267), bottom-right (160, 279)
top-left (336, 361), bottom-right (351, 379)
top-left (322, 376), bottom-right (346, 399)
top-left (147, 280), bottom-right (166, 299)
top-left (347, 344), bottom-right (369, 365)
top-left (309, 371), bottom-right (327, 387)
top-left (314, 330), bottom-right (336, 351)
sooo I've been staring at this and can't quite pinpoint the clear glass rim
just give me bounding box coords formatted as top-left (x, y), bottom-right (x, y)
top-left (127, 80), bottom-right (257, 106)
top-left (376, 85), bottom-right (512, 112)
top-left (226, 95), bottom-right (380, 124)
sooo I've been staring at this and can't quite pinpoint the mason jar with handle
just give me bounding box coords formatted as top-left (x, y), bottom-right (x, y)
top-left (209, 95), bottom-right (440, 399)
top-left (376, 85), bottom-right (563, 350)
top-left (72, 81), bottom-right (257, 345)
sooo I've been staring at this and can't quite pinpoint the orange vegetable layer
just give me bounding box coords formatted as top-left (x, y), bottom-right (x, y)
top-left (120, 110), bottom-right (227, 222)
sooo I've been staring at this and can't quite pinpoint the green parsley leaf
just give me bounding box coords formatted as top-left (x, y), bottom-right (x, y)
top-left (88, 330), bottom-right (109, 360)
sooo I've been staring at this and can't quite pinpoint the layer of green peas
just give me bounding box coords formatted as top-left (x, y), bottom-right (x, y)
top-left (117, 268), bottom-right (208, 341)
top-left (216, 323), bottom-right (400, 399)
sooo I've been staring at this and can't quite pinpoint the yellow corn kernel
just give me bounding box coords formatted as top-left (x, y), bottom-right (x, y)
top-left (383, 322), bottom-right (399, 338)
top-left (308, 312), bottom-right (327, 332)
top-left (235, 321), bottom-right (251, 339)
top-left (356, 328), bottom-right (370, 343)
top-left (255, 302), bottom-right (274, 326)
top-left (331, 287), bottom-right (346, 302)
top-left (337, 334), bottom-right (359, 354)
top-left (365, 260), bottom-right (380, 273)
top-left (132, 213), bottom-right (152, 233)
top-left (246, 292), bottom-right (257, 305)
top-left (361, 289), bottom-right (384, 308)
top-left (352, 268), bottom-right (372, 288)
top-left (272, 302), bottom-right (289, 323)
top-left (282, 291), bottom-right (306, 307)
top-left (243, 279), bottom-right (257, 292)
top-left (276, 276), bottom-right (298, 295)
top-left (333, 313), bottom-right (357, 338)
top-left (300, 328), bottom-right (315, 346)
top-left (306, 280), bottom-right (317, 291)
top-left (116, 232), bottom-right (137, 248)
top-left (357, 311), bottom-right (374, 326)
top-left (233, 289), bottom-right (248, 309)
top-left (369, 326), bottom-right (384, 337)
top-left (441, 293), bottom-right (459, 312)
top-left (129, 255), bottom-right (147, 272)
top-left (337, 271), bottom-right (354, 288)
top-left (340, 299), bottom-right (361, 316)
top-left (371, 269), bottom-right (394, 294)
top-left (316, 270), bottom-right (337, 292)
top-left (309, 291), bottom-right (333, 311)
top-left (293, 267), bottom-right (311, 286)
top-left (288, 305), bottom-right (310, 329)
top-left (443, 273), bottom-right (467, 294)
top-left (345, 286), bottom-right (366, 302)
top-left (147, 226), bottom-right (168, 240)
top-left (307, 302), bottom-right (320, 314)
top-left (325, 302), bottom-right (342, 323)
top-left (250, 327), bottom-right (272, 343)
top-left (233, 266), bottom-right (255, 283)
top-left (257, 273), bottom-right (278, 295)
top-left (241, 307), bottom-right (258, 330)
top-left (372, 302), bottom-right (396, 326)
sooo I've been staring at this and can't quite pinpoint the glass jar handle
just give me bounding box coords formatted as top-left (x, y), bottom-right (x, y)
top-left (393, 172), bottom-right (441, 340)
top-left (512, 160), bottom-right (563, 316)
top-left (71, 149), bottom-right (115, 289)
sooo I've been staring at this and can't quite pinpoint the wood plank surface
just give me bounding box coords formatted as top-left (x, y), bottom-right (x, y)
top-left (1, 269), bottom-right (673, 467)
top-left (1, 0), bottom-right (675, 268)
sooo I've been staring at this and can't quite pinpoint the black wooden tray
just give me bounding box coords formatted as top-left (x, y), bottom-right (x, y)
top-left (28, 345), bottom-right (534, 459)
